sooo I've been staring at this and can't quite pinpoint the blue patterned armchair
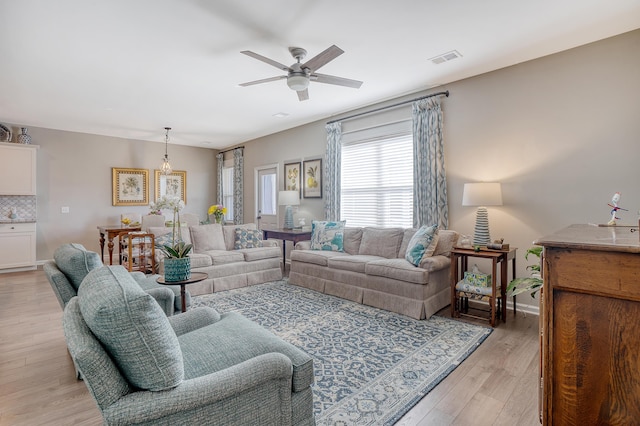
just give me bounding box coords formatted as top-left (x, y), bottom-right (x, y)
top-left (44, 243), bottom-right (190, 315)
top-left (63, 266), bottom-right (315, 425)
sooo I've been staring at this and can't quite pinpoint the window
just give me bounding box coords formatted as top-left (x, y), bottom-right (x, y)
top-left (340, 131), bottom-right (413, 228)
top-left (222, 165), bottom-right (234, 221)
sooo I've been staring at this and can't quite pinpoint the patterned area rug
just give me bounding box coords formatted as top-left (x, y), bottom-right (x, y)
top-left (192, 281), bottom-right (491, 425)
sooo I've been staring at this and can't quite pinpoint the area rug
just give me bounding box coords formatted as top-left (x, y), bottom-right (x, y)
top-left (191, 281), bottom-right (492, 425)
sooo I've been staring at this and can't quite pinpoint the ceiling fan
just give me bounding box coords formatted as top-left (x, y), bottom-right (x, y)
top-left (239, 45), bottom-right (363, 101)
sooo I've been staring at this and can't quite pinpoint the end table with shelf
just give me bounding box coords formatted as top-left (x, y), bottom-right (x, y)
top-left (450, 247), bottom-right (517, 327)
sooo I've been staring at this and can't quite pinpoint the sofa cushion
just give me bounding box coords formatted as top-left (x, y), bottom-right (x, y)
top-left (190, 223), bottom-right (226, 252)
top-left (290, 249), bottom-right (350, 266)
top-left (343, 228), bottom-right (363, 255)
top-left (77, 266), bottom-right (183, 391)
top-left (53, 243), bottom-right (103, 290)
top-left (398, 228), bottom-right (417, 259)
top-left (223, 223), bottom-right (257, 251)
top-left (234, 228), bottom-right (263, 249)
top-left (433, 230), bottom-right (459, 257)
top-left (203, 249), bottom-right (245, 265)
top-left (148, 226), bottom-right (193, 245)
top-left (310, 220), bottom-right (346, 252)
top-left (328, 255), bottom-right (385, 273)
top-left (188, 253), bottom-right (213, 268)
top-left (365, 258), bottom-right (429, 284)
top-left (358, 227), bottom-right (404, 259)
top-left (238, 246), bottom-right (281, 262)
top-left (405, 224), bottom-right (439, 266)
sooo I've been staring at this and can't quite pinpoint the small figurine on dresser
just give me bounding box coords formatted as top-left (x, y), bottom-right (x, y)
top-left (607, 192), bottom-right (628, 226)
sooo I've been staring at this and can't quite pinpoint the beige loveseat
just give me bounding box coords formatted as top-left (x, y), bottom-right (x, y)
top-left (289, 227), bottom-right (458, 320)
top-left (149, 223), bottom-right (282, 296)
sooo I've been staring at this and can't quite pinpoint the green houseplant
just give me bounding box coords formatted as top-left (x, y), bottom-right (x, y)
top-left (150, 195), bottom-right (193, 281)
top-left (506, 246), bottom-right (543, 298)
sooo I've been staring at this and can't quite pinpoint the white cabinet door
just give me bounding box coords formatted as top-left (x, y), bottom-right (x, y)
top-left (0, 223), bottom-right (36, 269)
top-left (0, 143), bottom-right (37, 195)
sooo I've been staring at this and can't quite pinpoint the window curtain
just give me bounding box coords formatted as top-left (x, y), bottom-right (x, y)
top-left (216, 153), bottom-right (224, 206)
top-left (232, 147), bottom-right (244, 224)
top-left (324, 122), bottom-right (342, 221)
top-left (412, 97), bottom-right (448, 229)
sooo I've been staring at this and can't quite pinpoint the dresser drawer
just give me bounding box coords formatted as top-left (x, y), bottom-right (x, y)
top-left (0, 222), bottom-right (36, 233)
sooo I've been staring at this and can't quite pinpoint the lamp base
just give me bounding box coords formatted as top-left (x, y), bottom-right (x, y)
top-left (284, 206), bottom-right (294, 229)
top-left (473, 206), bottom-right (491, 246)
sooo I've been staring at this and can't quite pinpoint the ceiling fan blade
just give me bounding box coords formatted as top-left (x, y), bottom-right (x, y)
top-left (240, 50), bottom-right (291, 71)
top-left (311, 73), bottom-right (363, 89)
top-left (239, 75), bottom-right (287, 87)
top-left (297, 89), bottom-right (309, 101)
top-left (302, 45), bottom-right (344, 72)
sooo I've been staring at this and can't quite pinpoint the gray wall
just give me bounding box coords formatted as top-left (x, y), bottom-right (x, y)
top-left (0, 127), bottom-right (217, 260)
top-left (242, 29), bottom-right (640, 310)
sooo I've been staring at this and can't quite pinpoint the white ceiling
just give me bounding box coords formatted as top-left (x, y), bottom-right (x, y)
top-left (1, 0), bottom-right (639, 149)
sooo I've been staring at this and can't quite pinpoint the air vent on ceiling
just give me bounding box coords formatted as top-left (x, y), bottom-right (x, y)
top-left (429, 50), bottom-right (462, 65)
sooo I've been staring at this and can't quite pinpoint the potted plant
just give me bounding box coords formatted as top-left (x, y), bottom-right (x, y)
top-left (151, 195), bottom-right (193, 281)
top-left (506, 246), bottom-right (543, 298)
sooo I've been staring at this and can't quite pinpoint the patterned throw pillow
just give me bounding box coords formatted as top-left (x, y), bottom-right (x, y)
top-left (234, 228), bottom-right (263, 249)
top-left (310, 220), bottom-right (346, 252)
top-left (405, 224), bottom-right (439, 266)
top-left (155, 232), bottom-right (183, 249)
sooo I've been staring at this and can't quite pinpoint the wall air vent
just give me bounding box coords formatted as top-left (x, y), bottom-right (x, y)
top-left (429, 50), bottom-right (462, 65)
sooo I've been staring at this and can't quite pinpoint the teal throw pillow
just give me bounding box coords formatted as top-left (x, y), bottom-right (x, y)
top-left (405, 224), bottom-right (439, 266)
top-left (310, 220), bottom-right (346, 252)
top-left (234, 228), bottom-right (263, 249)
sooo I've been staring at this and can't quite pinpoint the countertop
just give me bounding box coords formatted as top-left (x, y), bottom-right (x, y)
top-left (0, 219), bottom-right (36, 223)
top-left (534, 223), bottom-right (640, 253)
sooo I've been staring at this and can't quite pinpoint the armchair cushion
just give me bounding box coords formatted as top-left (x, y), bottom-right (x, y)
top-left (78, 265), bottom-right (184, 391)
top-left (53, 243), bottom-right (102, 290)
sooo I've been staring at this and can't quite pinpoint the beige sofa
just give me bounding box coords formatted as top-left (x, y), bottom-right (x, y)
top-left (149, 223), bottom-right (282, 296)
top-left (289, 227), bottom-right (458, 320)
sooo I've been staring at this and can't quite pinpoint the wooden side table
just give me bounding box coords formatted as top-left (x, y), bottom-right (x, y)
top-left (450, 247), bottom-right (517, 327)
top-left (262, 228), bottom-right (312, 269)
top-left (157, 272), bottom-right (207, 313)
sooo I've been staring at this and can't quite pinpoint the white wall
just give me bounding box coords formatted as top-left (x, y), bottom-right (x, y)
top-left (242, 29), bottom-right (640, 311)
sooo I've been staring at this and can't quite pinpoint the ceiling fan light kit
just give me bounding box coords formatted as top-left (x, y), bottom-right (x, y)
top-left (240, 45), bottom-right (362, 101)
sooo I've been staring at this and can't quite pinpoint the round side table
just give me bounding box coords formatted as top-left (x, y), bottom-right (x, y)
top-left (157, 272), bottom-right (207, 313)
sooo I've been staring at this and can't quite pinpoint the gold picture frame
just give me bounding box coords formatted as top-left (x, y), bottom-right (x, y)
top-left (303, 158), bottom-right (322, 198)
top-left (154, 170), bottom-right (187, 203)
top-left (284, 161), bottom-right (301, 198)
top-left (112, 168), bottom-right (149, 206)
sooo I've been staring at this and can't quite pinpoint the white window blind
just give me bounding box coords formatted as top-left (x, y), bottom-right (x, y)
top-left (222, 166), bottom-right (234, 221)
top-left (340, 132), bottom-right (413, 228)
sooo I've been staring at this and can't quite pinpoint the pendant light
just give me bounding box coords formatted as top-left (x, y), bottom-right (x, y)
top-left (161, 127), bottom-right (172, 175)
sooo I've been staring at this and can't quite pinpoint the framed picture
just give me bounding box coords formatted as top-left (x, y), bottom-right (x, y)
top-left (154, 170), bottom-right (187, 203)
top-left (284, 162), bottom-right (301, 197)
top-left (112, 168), bottom-right (149, 206)
top-left (303, 158), bottom-right (322, 198)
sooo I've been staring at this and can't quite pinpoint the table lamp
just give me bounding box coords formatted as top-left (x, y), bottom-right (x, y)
top-left (462, 182), bottom-right (503, 246)
top-left (279, 190), bottom-right (300, 229)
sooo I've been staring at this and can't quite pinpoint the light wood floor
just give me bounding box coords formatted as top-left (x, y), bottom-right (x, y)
top-left (0, 269), bottom-right (540, 426)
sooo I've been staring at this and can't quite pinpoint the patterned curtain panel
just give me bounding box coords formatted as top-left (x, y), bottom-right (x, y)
top-left (412, 97), bottom-right (448, 229)
top-left (324, 122), bottom-right (342, 221)
top-left (232, 147), bottom-right (244, 224)
top-left (216, 153), bottom-right (224, 206)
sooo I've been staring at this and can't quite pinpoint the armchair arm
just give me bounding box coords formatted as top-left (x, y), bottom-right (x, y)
top-left (294, 241), bottom-right (311, 250)
top-left (144, 287), bottom-right (176, 316)
top-left (167, 307), bottom-right (221, 336)
top-left (419, 255), bottom-right (451, 272)
top-left (262, 239), bottom-right (279, 248)
top-left (103, 353), bottom-right (293, 425)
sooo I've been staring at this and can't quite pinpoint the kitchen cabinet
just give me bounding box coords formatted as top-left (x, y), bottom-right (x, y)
top-left (0, 222), bottom-right (36, 270)
top-left (535, 224), bottom-right (640, 425)
top-left (0, 142), bottom-right (38, 195)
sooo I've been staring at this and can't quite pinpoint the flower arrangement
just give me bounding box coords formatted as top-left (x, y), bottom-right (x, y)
top-left (208, 204), bottom-right (227, 224)
top-left (151, 195), bottom-right (192, 258)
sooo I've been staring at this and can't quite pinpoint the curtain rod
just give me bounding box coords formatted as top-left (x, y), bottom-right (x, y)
top-left (218, 145), bottom-right (245, 155)
top-left (326, 90), bottom-right (449, 125)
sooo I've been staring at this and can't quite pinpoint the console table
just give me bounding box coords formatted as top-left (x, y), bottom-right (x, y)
top-left (262, 228), bottom-right (312, 269)
top-left (97, 225), bottom-right (141, 265)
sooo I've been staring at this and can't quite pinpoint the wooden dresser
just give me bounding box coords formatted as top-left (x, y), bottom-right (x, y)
top-left (535, 224), bottom-right (640, 425)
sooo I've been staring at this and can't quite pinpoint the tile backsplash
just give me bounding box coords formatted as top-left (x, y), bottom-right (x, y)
top-left (0, 195), bottom-right (37, 221)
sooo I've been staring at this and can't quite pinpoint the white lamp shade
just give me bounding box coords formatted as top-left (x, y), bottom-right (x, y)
top-left (462, 183), bottom-right (503, 207)
top-left (279, 190), bottom-right (300, 206)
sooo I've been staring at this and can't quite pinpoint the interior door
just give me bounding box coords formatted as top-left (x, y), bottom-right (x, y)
top-left (255, 165), bottom-right (278, 230)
